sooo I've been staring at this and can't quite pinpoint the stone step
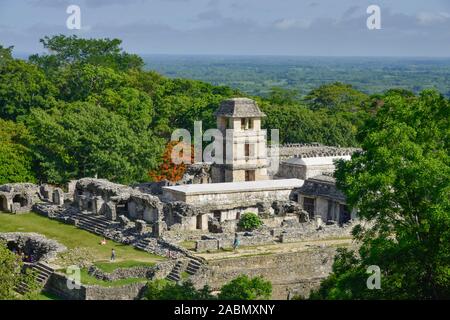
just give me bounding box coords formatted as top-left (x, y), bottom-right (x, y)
top-left (16, 282), bottom-right (29, 294)
top-left (78, 224), bottom-right (98, 233)
top-left (15, 263), bottom-right (54, 295)
top-left (188, 260), bottom-right (202, 267)
top-left (166, 274), bottom-right (181, 282)
top-left (186, 267), bottom-right (199, 274)
top-left (76, 216), bottom-right (111, 228)
top-left (77, 220), bottom-right (108, 230)
top-left (33, 262), bottom-right (54, 274)
top-left (77, 223), bottom-right (106, 234)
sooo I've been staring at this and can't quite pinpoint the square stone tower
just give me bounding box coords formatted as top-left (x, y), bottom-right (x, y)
top-left (211, 98), bottom-right (269, 183)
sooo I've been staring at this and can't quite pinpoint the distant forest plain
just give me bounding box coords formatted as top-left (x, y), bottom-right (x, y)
top-left (143, 55), bottom-right (450, 97)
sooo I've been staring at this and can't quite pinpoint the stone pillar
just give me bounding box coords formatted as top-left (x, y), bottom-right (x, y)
top-left (105, 202), bottom-right (117, 221)
top-left (135, 220), bottom-right (147, 235)
top-left (152, 220), bottom-right (166, 237)
top-left (52, 188), bottom-right (65, 205)
top-left (67, 180), bottom-right (77, 195)
top-left (77, 196), bottom-right (84, 210)
top-left (93, 197), bottom-right (104, 215)
top-left (201, 214), bottom-right (209, 231)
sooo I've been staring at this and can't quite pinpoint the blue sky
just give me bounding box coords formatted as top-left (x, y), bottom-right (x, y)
top-left (1, 0), bottom-right (449, 56)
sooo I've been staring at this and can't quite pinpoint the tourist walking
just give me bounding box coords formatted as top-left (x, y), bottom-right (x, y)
top-left (110, 248), bottom-right (116, 262)
top-left (233, 233), bottom-right (240, 251)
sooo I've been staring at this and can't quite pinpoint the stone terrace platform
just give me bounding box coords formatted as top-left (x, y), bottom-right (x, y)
top-left (162, 179), bottom-right (304, 210)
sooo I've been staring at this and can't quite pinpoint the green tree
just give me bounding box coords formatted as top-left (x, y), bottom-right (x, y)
top-left (29, 35), bottom-right (144, 73)
top-left (143, 279), bottom-right (214, 300)
top-left (0, 45), bottom-right (13, 66)
top-left (313, 90), bottom-right (450, 299)
top-left (0, 58), bottom-right (57, 120)
top-left (0, 241), bottom-right (41, 300)
top-left (25, 102), bottom-right (163, 184)
top-left (238, 212), bottom-right (263, 231)
top-left (0, 119), bottom-right (36, 184)
top-left (304, 82), bottom-right (369, 113)
top-left (219, 275), bottom-right (272, 300)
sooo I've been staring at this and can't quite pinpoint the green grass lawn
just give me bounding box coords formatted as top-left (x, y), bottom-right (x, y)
top-left (179, 240), bottom-right (196, 251)
top-left (79, 268), bottom-right (148, 287)
top-left (0, 212), bottom-right (165, 264)
top-left (93, 260), bottom-right (156, 273)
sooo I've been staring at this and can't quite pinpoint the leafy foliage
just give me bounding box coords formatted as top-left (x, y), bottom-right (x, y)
top-left (143, 279), bottom-right (214, 300)
top-left (25, 102), bottom-right (163, 184)
top-left (0, 119), bottom-right (36, 184)
top-left (149, 141), bottom-right (193, 182)
top-left (0, 58), bottom-right (57, 120)
top-left (29, 35), bottom-right (144, 73)
top-left (312, 90), bottom-right (450, 299)
top-left (218, 275), bottom-right (272, 300)
top-left (0, 240), bottom-right (41, 300)
top-left (238, 212), bottom-right (263, 231)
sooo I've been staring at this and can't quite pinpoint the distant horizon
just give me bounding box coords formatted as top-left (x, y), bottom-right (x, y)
top-left (12, 51), bottom-right (450, 60)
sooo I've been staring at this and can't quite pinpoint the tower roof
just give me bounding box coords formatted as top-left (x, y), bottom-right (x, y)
top-left (214, 98), bottom-right (266, 118)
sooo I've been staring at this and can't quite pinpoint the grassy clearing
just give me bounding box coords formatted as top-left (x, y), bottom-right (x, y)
top-left (0, 212), bottom-right (165, 264)
top-left (34, 292), bottom-right (62, 300)
top-left (79, 269), bottom-right (147, 287)
top-left (179, 240), bottom-right (196, 251)
top-left (94, 260), bottom-right (156, 273)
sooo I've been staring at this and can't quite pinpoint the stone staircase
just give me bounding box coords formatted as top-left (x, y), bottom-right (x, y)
top-left (134, 237), bottom-right (154, 251)
top-left (16, 262), bottom-right (54, 295)
top-left (185, 259), bottom-right (202, 276)
top-left (75, 214), bottom-right (113, 235)
top-left (165, 259), bottom-right (203, 282)
top-left (166, 260), bottom-right (183, 282)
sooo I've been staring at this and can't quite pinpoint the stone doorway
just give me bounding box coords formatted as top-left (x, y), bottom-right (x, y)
top-left (196, 214), bottom-right (203, 230)
top-left (303, 197), bottom-right (315, 219)
top-left (12, 194), bottom-right (28, 208)
top-left (245, 170), bottom-right (255, 181)
top-left (0, 195), bottom-right (9, 211)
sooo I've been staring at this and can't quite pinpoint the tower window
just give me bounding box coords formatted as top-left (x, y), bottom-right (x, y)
top-left (245, 170), bottom-right (255, 181)
top-left (241, 118), bottom-right (246, 130)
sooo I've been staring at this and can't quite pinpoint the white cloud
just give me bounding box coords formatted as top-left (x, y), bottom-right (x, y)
top-left (273, 18), bottom-right (311, 30)
top-left (417, 12), bottom-right (450, 25)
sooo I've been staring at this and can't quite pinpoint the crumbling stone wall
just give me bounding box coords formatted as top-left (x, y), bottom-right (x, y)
top-left (0, 232), bottom-right (67, 263)
top-left (88, 265), bottom-right (155, 281)
top-left (0, 183), bottom-right (41, 213)
top-left (191, 244), bottom-right (354, 299)
top-left (46, 273), bottom-right (146, 300)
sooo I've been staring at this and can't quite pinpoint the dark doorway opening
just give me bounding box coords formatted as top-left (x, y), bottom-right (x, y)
top-left (213, 211), bottom-right (221, 222)
top-left (116, 201), bottom-right (128, 216)
top-left (196, 215), bottom-right (203, 230)
top-left (12, 195), bottom-right (28, 207)
top-left (245, 170), bottom-right (255, 181)
top-left (0, 195), bottom-right (8, 211)
top-left (339, 205), bottom-right (351, 225)
top-left (303, 197), bottom-right (315, 219)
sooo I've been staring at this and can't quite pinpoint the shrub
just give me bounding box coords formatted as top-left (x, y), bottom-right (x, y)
top-left (238, 212), bottom-right (263, 231)
top-left (219, 275), bottom-right (272, 300)
top-left (143, 279), bottom-right (214, 300)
